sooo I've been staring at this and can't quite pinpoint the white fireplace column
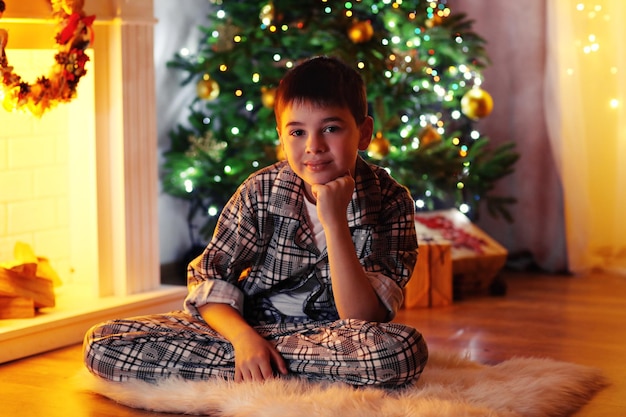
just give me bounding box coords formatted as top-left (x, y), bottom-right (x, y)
top-left (91, 1), bottom-right (161, 297)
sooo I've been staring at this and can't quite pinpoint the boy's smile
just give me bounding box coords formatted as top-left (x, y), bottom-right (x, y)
top-left (277, 102), bottom-right (373, 201)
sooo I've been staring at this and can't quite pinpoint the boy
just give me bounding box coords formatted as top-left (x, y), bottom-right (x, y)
top-left (84, 56), bottom-right (428, 387)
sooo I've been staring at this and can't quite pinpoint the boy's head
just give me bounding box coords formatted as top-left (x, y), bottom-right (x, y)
top-left (274, 56), bottom-right (373, 202)
top-left (274, 56), bottom-right (368, 127)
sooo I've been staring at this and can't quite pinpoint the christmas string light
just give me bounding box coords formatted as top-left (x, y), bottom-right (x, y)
top-left (161, 0), bottom-right (515, 241)
top-left (573, 2), bottom-right (621, 109)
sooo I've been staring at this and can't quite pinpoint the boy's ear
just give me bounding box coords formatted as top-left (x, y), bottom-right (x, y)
top-left (358, 116), bottom-right (374, 151)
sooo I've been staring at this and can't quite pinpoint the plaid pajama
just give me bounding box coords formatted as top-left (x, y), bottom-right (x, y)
top-left (83, 310), bottom-right (428, 387)
top-left (84, 159), bottom-right (428, 387)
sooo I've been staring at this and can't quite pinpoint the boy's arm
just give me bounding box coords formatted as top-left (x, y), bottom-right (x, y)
top-left (198, 303), bottom-right (288, 382)
top-left (312, 175), bottom-right (389, 322)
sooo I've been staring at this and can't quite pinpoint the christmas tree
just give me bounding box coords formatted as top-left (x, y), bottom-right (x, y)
top-left (162, 0), bottom-right (518, 246)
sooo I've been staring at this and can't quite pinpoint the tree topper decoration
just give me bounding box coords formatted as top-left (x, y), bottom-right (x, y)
top-left (0, 0), bottom-right (95, 117)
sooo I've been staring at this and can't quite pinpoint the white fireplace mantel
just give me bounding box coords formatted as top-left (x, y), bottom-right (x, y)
top-left (0, 0), bottom-right (187, 363)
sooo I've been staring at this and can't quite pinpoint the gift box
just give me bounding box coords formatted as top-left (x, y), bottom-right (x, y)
top-left (404, 240), bottom-right (453, 309)
top-left (413, 209), bottom-right (508, 299)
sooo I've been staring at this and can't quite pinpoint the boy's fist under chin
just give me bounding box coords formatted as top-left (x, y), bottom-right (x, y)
top-left (311, 174), bottom-right (355, 227)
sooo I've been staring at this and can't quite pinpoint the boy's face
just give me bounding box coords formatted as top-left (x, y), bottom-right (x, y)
top-left (277, 101), bottom-right (373, 202)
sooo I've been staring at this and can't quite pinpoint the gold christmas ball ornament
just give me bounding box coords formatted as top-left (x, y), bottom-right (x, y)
top-left (425, 14), bottom-right (444, 29)
top-left (461, 87), bottom-right (494, 120)
top-left (418, 125), bottom-right (442, 146)
top-left (368, 132), bottom-right (391, 159)
top-left (261, 86), bottom-right (276, 108)
top-left (347, 20), bottom-right (374, 44)
top-left (197, 74), bottom-right (220, 101)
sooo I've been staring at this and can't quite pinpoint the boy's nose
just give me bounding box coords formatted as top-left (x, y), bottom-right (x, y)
top-left (306, 133), bottom-right (328, 153)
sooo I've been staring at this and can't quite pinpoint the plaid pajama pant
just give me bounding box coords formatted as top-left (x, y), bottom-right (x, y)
top-left (83, 311), bottom-right (428, 387)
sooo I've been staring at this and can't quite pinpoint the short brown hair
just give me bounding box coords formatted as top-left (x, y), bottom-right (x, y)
top-left (274, 56), bottom-right (368, 126)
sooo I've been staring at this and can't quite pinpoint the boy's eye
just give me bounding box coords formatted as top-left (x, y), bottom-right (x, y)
top-left (323, 125), bottom-right (340, 133)
top-left (290, 129), bottom-right (305, 137)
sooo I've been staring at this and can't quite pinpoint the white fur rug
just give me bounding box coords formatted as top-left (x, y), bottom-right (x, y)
top-left (84, 352), bottom-right (608, 417)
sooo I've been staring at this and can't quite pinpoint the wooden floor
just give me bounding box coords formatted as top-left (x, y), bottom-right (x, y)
top-left (0, 270), bottom-right (625, 417)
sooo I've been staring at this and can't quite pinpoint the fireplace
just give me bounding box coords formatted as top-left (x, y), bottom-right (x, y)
top-left (0, 0), bottom-right (186, 363)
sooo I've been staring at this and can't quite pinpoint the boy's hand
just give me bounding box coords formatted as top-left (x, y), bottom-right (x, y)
top-left (311, 172), bottom-right (354, 228)
top-left (198, 303), bottom-right (288, 382)
top-left (231, 329), bottom-right (288, 382)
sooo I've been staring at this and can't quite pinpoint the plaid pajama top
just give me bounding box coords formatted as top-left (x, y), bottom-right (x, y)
top-left (184, 157), bottom-right (418, 325)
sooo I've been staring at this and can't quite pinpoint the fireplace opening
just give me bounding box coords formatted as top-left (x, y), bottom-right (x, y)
top-left (0, 48), bottom-right (100, 311)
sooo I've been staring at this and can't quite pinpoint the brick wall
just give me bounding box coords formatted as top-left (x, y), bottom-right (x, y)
top-left (0, 49), bottom-right (95, 285)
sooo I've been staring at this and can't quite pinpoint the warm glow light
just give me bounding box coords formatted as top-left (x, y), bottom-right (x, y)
top-left (1, 48), bottom-right (99, 298)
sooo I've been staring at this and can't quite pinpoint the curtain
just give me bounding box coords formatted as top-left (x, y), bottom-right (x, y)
top-left (452, 0), bottom-right (626, 274)
top-left (545, 0), bottom-right (626, 274)
top-left (451, 0), bottom-right (569, 272)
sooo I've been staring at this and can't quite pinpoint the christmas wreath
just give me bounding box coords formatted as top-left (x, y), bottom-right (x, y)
top-left (0, 0), bottom-right (95, 117)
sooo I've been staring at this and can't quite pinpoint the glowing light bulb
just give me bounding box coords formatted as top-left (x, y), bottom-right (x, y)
top-left (184, 179), bottom-right (194, 193)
